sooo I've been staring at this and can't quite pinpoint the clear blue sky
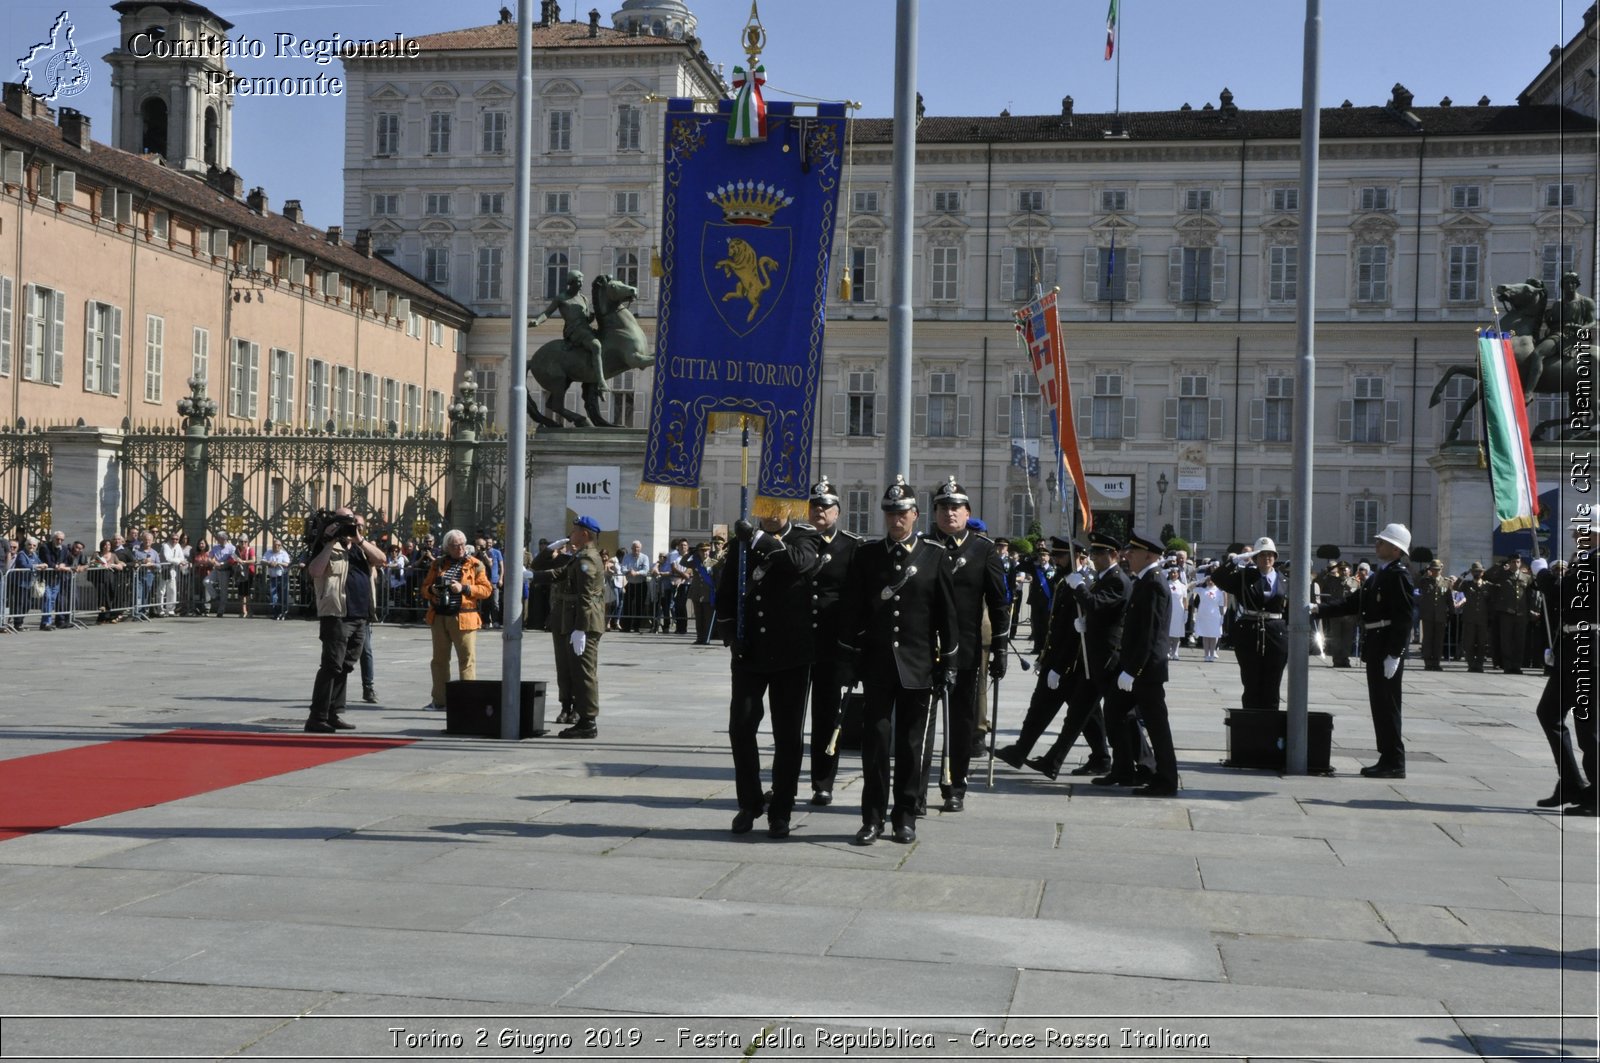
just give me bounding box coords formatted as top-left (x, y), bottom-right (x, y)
top-left (5, 0), bottom-right (1591, 226)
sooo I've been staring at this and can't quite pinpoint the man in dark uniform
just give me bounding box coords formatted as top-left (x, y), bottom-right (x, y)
top-left (1416, 560), bottom-right (1454, 671)
top-left (1024, 544), bottom-right (1054, 654)
top-left (1211, 536), bottom-right (1289, 711)
top-left (925, 477), bottom-right (1010, 812)
top-left (1497, 557), bottom-right (1534, 673)
top-left (1314, 522), bottom-right (1415, 777)
top-left (1107, 528), bottom-right (1179, 796)
top-left (994, 536), bottom-right (1084, 775)
top-left (1457, 562), bottom-right (1492, 672)
top-left (1313, 560), bottom-right (1355, 667)
top-left (528, 515), bottom-right (608, 738)
top-left (804, 478), bottom-right (861, 807)
top-left (1482, 556), bottom-right (1512, 668)
top-left (714, 511), bottom-right (822, 838)
top-left (837, 476), bottom-right (958, 845)
top-left (1531, 527), bottom-right (1597, 815)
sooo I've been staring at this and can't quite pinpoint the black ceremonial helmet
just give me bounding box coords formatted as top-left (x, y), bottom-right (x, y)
top-left (880, 473), bottom-right (918, 512)
top-left (931, 475), bottom-right (970, 509)
top-left (809, 477), bottom-right (841, 509)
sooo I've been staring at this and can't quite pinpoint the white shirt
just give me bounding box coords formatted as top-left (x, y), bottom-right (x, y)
top-left (263, 547), bottom-right (292, 575)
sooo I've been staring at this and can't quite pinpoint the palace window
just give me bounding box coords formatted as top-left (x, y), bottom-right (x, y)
top-left (22, 283), bottom-right (65, 383)
top-left (547, 110), bottom-right (572, 152)
top-left (478, 192), bottom-right (504, 215)
top-left (475, 247), bottom-right (503, 302)
top-left (1447, 244), bottom-right (1480, 303)
top-left (1100, 189), bottom-right (1129, 213)
top-left (143, 315), bottom-right (164, 404)
top-left (1541, 243), bottom-right (1575, 289)
top-left (191, 327), bottom-right (209, 384)
top-left (372, 193), bottom-right (399, 216)
top-left (480, 109), bottom-right (507, 154)
top-left (229, 339), bottom-right (259, 419)
top-left (1352, 497), bottom-right (1380, 544)
top-left (267, 348), bottom-right (294, 424)
top-left (305, 359), bottom-right (329, 426)
top-left (1177, 496), bottom-right (1204, 544)
top-left (1018, 189), bottom-right (1045, 213)
top-left (1183, 188), bottom-right (1214, 212)
top-left (1355, 244), bottom-right (1389, 303)
top-left (613, 248), bottom-right (640, 290)
top-left (1267, 245), bottom-right (1298, 303)
top-left (1450, 184), bottom-right (1481, 210)
top-left (543, 250), bottom-right (569, 299)
top-left (1009, 492), bottom-right (1036, 539)
top-left (83, 300), bottom-right (121, 395)
top-left (616, 104), bottom-right (642, 151)
top-left (848, 246), bottom-right (877, 303)
top-left (1269, 187), bottom-right (1298, 212)
top-left (930, 246), bottom-right (959, 302)
top-left (1544, 182), bottom-right (1576, 208)
top-left (424, 192), bottom-right (451, 216)
top-left (1357, 186), bottom-right (1392, 211)
top-left (852, 190), bottom-right (880, 214)
top-left (613, 190), bottom-right (641, 215)
top-left (846, 489), bottom-right (872, 536)
top-left (424, 247), bottom-right (450, 285)
top-left (427, 111), bottom-right (452, 154)
top-left (374, 112), bottom-right (400, 156)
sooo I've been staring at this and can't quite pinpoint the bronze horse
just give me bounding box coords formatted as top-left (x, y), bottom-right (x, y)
top-left (527, 274), bottom-right (655, 429)
top-left (1428, 280), bottom-right (1594, 441)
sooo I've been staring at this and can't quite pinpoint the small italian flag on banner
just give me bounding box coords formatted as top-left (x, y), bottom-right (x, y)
top-left (1477, 331), bottom-right (1540, 531)
top-left (1104, 0), bottom-right (1118, 59)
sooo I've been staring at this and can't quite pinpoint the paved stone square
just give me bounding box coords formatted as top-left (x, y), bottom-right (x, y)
top-left (0, 618), bottom-right (1594, 1060)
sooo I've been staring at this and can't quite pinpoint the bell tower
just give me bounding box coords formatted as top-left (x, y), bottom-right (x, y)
top-left (105, 0), bottom-right (235, 175)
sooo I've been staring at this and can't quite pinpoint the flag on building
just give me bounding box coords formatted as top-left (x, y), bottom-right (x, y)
top-left (1010, 438), bottom-right (1040, 478)
top-left (1014, 290), bottom-right (1092, 529)
top-left (1476, 331), bottom-right (1540, 531)
top-left (1104, 0), bottom-right (1119, 60)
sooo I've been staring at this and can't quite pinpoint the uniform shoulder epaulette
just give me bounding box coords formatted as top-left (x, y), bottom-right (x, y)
top-left (790, 520), bottom-right (817, 532)
top-left (836, 528), bottom-right (864, 541)
top-left (970, 532), bottom-right (995, 545)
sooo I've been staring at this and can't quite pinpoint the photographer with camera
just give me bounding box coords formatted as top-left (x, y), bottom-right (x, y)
top-left (421, 529), bottom-right (494, 712)
top-left (303, 507), bottom-right (385, 733)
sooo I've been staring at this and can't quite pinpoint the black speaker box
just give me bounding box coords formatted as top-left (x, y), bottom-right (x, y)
top-left (1224, 709), bottom-right (1333, 773)
top-left (445, 680), bottom-right (548, 738)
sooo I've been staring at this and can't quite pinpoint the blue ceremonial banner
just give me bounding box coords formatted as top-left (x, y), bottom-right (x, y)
top-left (641, 97), bottom-right (845, 515)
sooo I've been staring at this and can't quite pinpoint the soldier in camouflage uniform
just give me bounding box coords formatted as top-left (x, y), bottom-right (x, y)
top-left (1416, 560), bottom-right (1455, 670)
top-left (1457, 562), bottom-right (1492, 673)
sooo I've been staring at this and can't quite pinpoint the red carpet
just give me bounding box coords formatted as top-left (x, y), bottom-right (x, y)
top-left (0, 729), bottom-right (413, 841)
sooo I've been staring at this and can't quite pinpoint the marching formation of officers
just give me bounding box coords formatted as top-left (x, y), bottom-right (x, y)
top-left (711, 473), bottom-right (1597, 843)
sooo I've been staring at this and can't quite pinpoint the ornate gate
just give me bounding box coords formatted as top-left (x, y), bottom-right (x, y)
top-left (0, 422), bottom-right (52, 539)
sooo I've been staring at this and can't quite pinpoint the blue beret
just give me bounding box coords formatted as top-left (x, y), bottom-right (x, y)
top-left (573, 515), bottom-right (602, 534)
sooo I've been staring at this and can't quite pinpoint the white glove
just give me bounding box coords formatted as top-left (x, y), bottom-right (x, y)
top-left (1307, 602), bottom-right (1320, 617)
top-left (1072, 617), bottom-right (1086, 633)
top-left (1530, 557), bottom-right (1548, 575)
top-left (1116, 671), bottom-right (1135, 692)
top-left (1382, 655), bottom-right (1399, 680)
top-left (570, 630), bottom-right (587, 656)
top-left (548, 537), bottom-right (570, 551)
top-left (1046, 670), bottom-right (1060, 690)
top-left (1065, 571), bottom-right (1085, 590)
top-left (1234, 553), bottom-right (1253, 567)
top-left (1545, 648), bottom-right (1556, 667)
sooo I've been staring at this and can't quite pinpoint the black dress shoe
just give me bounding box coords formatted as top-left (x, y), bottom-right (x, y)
top-left (913, 799), bottom-right (927, 817)
top-left (1360, 764), bottom-right (1406, 779)
top-left (1132, 783), bottom-right (1179, 797)
top-left (1536, 786), bottom-right (1569, 808)
top-left (731, 808), bottom-right (762, 834)
top-left (1565, 787), bottom-right (1596, 808)
top-left (942, 794), bottom-right (964, 813)
top-left (1563, 802), bottom-right (1598, 817)
top-left (1024, 756), bottom-right (1059, 781)
top-left (994, 744), bottom-right (1027, 770)
top-left (304, 719), bottom-right (335, 733)
top-left (1070, 758), bottom-right (1113, 777)
top-left (558, 722), bottom-right (598, 739)
top-left (853, 822), bottom-right (883, 846)
top-left (329, 717), bottom-right (356, 731)
top-left (892, 822), bottom-right (917, 844)
top-left (809, 790), bottom-right (832, 806)
top-left (1091, 773), bottom-right (1138, 787)
top-left (767, 818), bottom-right (791, 839)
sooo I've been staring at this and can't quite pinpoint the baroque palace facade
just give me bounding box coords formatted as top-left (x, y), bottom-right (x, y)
top-left (343, 2), bottom-right (1598, 563)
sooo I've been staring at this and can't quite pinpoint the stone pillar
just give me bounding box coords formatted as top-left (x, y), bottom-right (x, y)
top-left (529, 427), bottom-right (667, 556)
top-left (1430, 441), bottom-right (1589, 571)
top-left (45, 427), bottom-right (126, 545)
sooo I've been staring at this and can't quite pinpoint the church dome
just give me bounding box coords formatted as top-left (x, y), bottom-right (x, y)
top-left (611, 0), bottom-right (696, 40)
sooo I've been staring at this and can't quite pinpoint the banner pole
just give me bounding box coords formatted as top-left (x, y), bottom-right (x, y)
top-left (737, 415), bottom-right (750, 644)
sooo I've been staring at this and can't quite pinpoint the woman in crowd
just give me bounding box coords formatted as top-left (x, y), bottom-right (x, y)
top-left (191, 542), bottom-right (217, 615)
top-left (1192, 574), bottom-right (1226, 662)
top-left (604, 553), bottom-right (626, 631)
top-left (1166, 565), bottom-right (1189, 660)
top-left (385, 542), bottom-right (408, 622)
top-left (90, 538), bottom-right (126, 623)
top-left (234, 537), bottom-right (258, 618)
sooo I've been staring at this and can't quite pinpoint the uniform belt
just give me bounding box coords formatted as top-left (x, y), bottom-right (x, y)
top-left (1363, 620), bottom-right (1392, 630)
top-left (1563, 624), bottom-right (1591, 634)
top-left (1238, 609), bottom-right (1284, 620)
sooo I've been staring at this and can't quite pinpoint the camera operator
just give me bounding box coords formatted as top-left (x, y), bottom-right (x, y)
top-left (303, 507), bottom-right (384, 733)
top-left (421, 529), bottom-right (493, 712)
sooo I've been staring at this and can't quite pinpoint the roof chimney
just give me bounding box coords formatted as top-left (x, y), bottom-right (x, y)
top-left (281, 199), bottom-right (303, 224)
top-left (1389, 82), bottom-right (1414, 112)
top-left (1218, 87), bottom-right (1236, 115)
top-left (589, 8), bottom-right (600, 36)
top-left (326, 225), bottom-right (343, 246)
top-left (354, 228), bottom-right (373, 257)
top-left (1061, 95), bottom-right (1073, 119)
top-left (3, 83), bottom-right (35, 121)
top-left (208, 166), bottom-right (244, 198)
top-left (58, 107), bottom-right (91, 151)
top-left (246, 186), bottom-right (268, 213)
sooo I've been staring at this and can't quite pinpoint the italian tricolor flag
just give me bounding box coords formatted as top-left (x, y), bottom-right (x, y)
top-left (1105, 0), bottom-right (1118, 59)
top-left (1477, 332), bottom-right (1540, 531)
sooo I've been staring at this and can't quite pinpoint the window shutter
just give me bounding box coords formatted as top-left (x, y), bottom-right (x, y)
top-left (1336, 399), bottom-right (1353, 443)
top-left (22, 284), bottom-right (38, 377)
top-left (1125, 248), bottom-right (1142, 302)
top-left (396, 297), bottom-right (411, 321)
top-left (0, 276), bottom-right (11, 376)
top-left (1211, 248), bottom-right (1227, 303)
top-left (873, 399), bottom-right (886, 437)
top-left (116, 190), bottom-right (133, 225)
top-left (1121, 395), bottom-right (1139, 440)
top-left (50, 290), bottom-right (65, 385)
top-left (831, 392), bottom-right (846, 436)
top-left (250, 242), bottom-right (268, 271)
top-left (1162, 397), bottom-right (1178, 439)
top-left (210, 227), bottom-right (229, 258)
top-left (912, 393), bottom-right (928, 436)
top-left (1208, 397), bottom-right (1224, 440)
top-left (956, 394), bottom-right (972, 437)
top-left (83, 300), bottom-right (98, 390)
top-left (999, 246), bottom-right (1014, 301)
top-left (2, 151), bottom-right (22, 185)
top-left (1042, 247), bottom-right (1058, 290)
top-left (1075, 396), bottom-right (1091, 438)
top-left (1168, 247), bottom-right (1184, 302)
top-left (286, 358), bottom-right (296, 423)
top-left (107, 306), bottom-right (122, 395)
top-left (247, 344), bottom-right (260, 418)
top-left (55, 170), bottom-right (74, 205)
top-left (1082, 247), bottom-right (1099, 302)
top-left (289, 257), bottom-right (306, 286)
top-left (1248, 398), bottom-right (1265, 442)
top-left (1384, 399), bottom-right (1401, 444)
top-left (995, 395), bottom-right (1011, 436)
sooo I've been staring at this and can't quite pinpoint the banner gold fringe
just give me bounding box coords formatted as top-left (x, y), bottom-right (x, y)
top-left (753, 495), bottom-right (808, 520)
top-left (635, 482), bottom-right (701, 509)
top-left (707, 410), bottom-right (760, 435)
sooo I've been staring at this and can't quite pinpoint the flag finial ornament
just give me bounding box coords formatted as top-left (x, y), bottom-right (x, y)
top-left (728, 1), bottom-right (770, 144)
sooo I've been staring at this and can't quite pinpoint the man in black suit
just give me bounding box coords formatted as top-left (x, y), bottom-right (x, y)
top-left (1530, 526), bottom-right (1596, 815)
top-left (1313, 522), bottom-right (1415, 778)
top-left (715, 513), bottom-right (822, 838)
top-left (1106, 528), bottom-right (1179, 797)
top-left (838, 476), bottom-right (959, 845)
top-left (1210, 535), bottom-right (1290, 711)
top-left (804, 478), bottom-right (861, 807)
top-left (926, 477), bottom-right (1010, 812)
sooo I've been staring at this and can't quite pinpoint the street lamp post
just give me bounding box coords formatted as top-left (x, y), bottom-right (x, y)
top-left (1156, 471), bottom-right (1169, 515)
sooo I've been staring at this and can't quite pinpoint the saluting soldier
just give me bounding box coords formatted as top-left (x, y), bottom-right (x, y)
top-left (1313, 522), bottom-right (1415, 777)
top-left (1496, 557), bottom-right (1534, 674)
top-left (1313, 561), bottom-right (1356, 667)
top-left (1211, 536), bottom-right (1289, 711)
top-left (1457, 561), bottom-right (1492, 672)
top-left (528, 515), bottom-right (608, 738)
top-left (1105, 528), bottom-right (1179, 796)
top-left (804, 478), bottom-right (862, 807)
top-left (925, 477), bottom-right (1010, 812)
top-left (837, 476), bottom-right (959, 845)
top-left (1416, 560), bottom-right (1455, 670)
top-left (714, 511), bottom-right (822, 838)
top-left (1530, 527), bottom-right (1597, 816)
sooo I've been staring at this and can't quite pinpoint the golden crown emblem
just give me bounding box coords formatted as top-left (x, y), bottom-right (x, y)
top-left (706, 180), bottom-right (793, 226)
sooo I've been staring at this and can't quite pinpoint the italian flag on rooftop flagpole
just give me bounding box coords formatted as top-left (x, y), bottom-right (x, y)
top-left (1477, 331), bottom-right (1540, 532)
top-left (1104, 0), bottom-right (1118, 59)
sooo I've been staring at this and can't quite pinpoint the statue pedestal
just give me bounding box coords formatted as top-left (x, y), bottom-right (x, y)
top-left (528, 427), bottom-right (669, 556)
top-left (1430, 442), bottom-right (1592, 569)
top-left (48, 427), bottom-right (126, 545)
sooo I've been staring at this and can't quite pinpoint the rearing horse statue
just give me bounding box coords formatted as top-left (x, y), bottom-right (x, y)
top-left (527, 274), bottom-right (655, 429)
